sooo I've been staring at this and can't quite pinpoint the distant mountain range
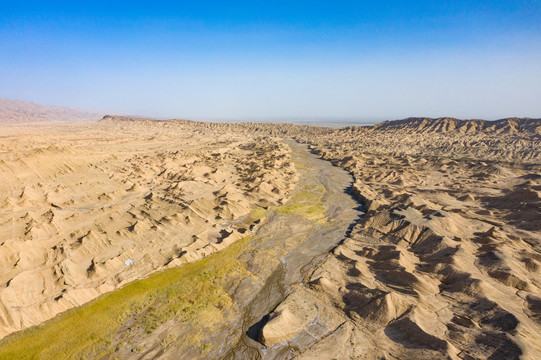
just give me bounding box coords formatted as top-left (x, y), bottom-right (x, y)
top-left (2, 97), bottom-right (540, 136)
top-left (365, 117), bottom-right (541, 135)
top-left (102, 114), bottom-right (541, 137)
top-left (0, 98), bottom-right (104, 124)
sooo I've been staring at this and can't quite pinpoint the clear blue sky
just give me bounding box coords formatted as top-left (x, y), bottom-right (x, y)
top-left (1, 1), bottom-right (540, 121)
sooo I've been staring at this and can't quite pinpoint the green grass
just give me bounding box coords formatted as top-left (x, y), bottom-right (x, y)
top-left (0, 158), bottom-right (328, 360)
top-left (242, 206), bottom-right (267, 224)
top-left (293, 160), bottom-right (307, 171)
top-left (273, 184), bottom-right (327, 222)
top-left (0, 236), bottom-right (253, 360)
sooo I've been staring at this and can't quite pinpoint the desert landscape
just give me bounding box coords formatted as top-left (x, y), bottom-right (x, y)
top-left (0, 98), bottom-right (540, 359)
top-left (291, 118), bottom-right (541, 359)
top-left (0, 111), bottom-right (297, 340)
top-left (2, 2), bottom-right (540, 359)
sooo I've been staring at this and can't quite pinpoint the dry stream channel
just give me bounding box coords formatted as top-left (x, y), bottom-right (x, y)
top-left (0, 140), bottom-right (363, 360)
top-left (220, 140), bottom-right (364, 359)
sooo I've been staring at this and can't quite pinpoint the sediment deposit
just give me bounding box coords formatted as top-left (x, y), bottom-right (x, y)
top-left (1, 114), bottom-right (541, 360)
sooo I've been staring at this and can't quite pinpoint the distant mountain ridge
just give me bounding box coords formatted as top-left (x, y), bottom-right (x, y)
top-left (0, 97), bottom-right (104, 124)
top-left (358, 117), bottom-right (541, 135)
top-left (2, 97), bottom-right (539, 135)
top-left (102, 114), bottom-right (541, 137)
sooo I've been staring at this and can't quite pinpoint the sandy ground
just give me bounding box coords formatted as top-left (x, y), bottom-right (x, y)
top-left (0, 120), bottom-right (297, 339)
top-left (1, 114), bottom-right (541, 360)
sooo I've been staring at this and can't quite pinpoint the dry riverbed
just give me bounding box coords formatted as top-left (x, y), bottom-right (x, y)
top-left (0, 139), bottom-right (363, 359)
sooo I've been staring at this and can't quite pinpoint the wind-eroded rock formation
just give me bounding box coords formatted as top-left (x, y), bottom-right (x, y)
top-left (279, 116), bottom-right (541, 359)
top-left (0, 121), bottom-right (297, 339)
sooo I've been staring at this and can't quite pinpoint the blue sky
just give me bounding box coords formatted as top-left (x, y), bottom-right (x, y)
top-left (1, 1), bottom-right (540, 121)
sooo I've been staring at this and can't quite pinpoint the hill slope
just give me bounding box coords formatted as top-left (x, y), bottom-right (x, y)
top-left (0, 98), bottom-right (103, 124)
top-left (368, 117), bottom-right (541, 135)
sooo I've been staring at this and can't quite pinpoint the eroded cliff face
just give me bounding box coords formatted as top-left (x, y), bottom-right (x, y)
top-left (283, 117), bottom-right (541, 359)
top-left (0, 120), bottom-right (297, 339)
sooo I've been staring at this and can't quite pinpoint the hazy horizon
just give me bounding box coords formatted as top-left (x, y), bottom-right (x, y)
top-left (4, 95), bottom-right (541, 126)
top-left (1, 1), bottom-right (540, 120)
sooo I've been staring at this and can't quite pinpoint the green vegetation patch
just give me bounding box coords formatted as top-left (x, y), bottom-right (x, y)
top-left (273, 184), bottom-right (327, 222)
top-left (242, 206), bottom-right (267, 225)
top-left (0, 157), bottom-right (329, 359)
top-left (0, 237), bottom-right (253, 360)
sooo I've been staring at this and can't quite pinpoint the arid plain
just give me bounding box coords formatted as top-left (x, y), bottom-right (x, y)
top-left (0, 100), bottom-right (540, 359)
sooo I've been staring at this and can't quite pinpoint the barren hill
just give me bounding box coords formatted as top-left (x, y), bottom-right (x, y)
top-left (0, 98), bottom-right (103, 124)
top-left (364, 117), bottom-right (541, 135)
top-left (290, 116), bottom-right (541, 359)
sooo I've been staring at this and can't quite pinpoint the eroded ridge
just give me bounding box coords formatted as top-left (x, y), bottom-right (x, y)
top-left (0, 135), bottom-right (362, 360)
top-left (292, 117), bottom-right (541, 359)
top-left (0, 122), bottom-right (296, 340)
